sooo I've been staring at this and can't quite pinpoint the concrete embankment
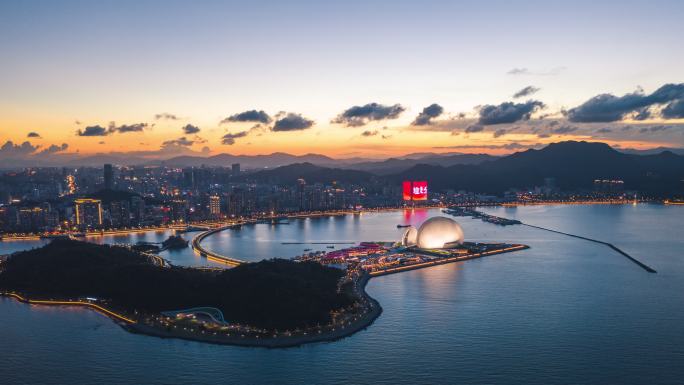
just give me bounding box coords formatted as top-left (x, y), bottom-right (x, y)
top-left (523, 224), bottom-right (657, 273)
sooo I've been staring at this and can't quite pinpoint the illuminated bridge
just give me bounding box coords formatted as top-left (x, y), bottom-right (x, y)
top-left (191, 226), bottom-right (246, 266)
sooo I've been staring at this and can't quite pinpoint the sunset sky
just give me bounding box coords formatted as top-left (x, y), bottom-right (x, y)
top-left (1, 0), bottom-right (683, 161)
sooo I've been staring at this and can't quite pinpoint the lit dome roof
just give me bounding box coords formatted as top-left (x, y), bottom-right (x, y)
top-left (416, 216), bottom-right (464, 249)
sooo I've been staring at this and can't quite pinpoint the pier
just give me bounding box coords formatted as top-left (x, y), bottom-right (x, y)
top-left (523, 224), bottom-right (657, 273)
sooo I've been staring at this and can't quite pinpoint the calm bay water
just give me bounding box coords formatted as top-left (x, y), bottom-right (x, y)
top-left (1, 204), bottom-right (683, 385)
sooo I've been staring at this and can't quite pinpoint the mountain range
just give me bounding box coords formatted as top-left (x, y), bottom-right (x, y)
top-left (235, 141), bottom-right (684, 197)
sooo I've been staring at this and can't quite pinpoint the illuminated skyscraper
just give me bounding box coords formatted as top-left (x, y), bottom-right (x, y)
top-left (74, 198), bottom-right (103, 228)
top-left (209, 195), bottom-right (221, 218)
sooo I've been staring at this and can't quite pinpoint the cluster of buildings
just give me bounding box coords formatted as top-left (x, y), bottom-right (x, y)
top-left (0, 161), bottom-right (640, 235)
top-left (0, 164), bottom-right (401, 234)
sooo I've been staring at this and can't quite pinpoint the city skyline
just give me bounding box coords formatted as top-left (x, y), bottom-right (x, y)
top-left (1, 0), bottom-right (684, 161)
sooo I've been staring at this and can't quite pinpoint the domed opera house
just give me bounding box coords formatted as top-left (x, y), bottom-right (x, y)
top-left (401, 216), bottom-right (465, 249)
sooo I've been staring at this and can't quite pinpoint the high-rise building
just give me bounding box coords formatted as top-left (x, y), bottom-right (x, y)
top-left (104, 164), bottom-right (113, 190)
top-left (131, 196), bottom-right (145, 225)
top-left (231, 163), bottom-right (240, 176)
top-left (209, 195), bottom-right (221, 218)
top-left (74, 198), bottom-right (103, 228)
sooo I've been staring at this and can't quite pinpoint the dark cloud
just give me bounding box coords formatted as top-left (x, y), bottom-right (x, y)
top-left (566, 83), bottom-right (684, 122)
top-left (161, 137), bottom-right (195, 148)
top-left (332, 103), bottom-right (405, 127)
top-left (0, 141), bottom-right (39, 157)
top-left (0, 140), bottom-right (68, 159)
top-left (513, 86), bottom-right (540, 98)
top-left (662, 98), bottom-right (684, 119)
top-left (37, 143), bottom-right (68, 155)
top-left (412, 103), bottom-right (444, 126)
top-left (381, 134), bottom-right (392, 140)
top-left (222, 131), bottom-right (248, 145)
top-left (492, 128), bottom-right (507, 138)
top-left (77, 122), bottom-right (148, 136)
top-left (361, 130), bottom-right (379, 137)
top-left (182, 124), bottom-right (200, 134)
top-left (596, 128), bottom-right (613, 134)
top-left (434, 142), bottom-right (541, 150)
top-left (478, 100), bottom-right (545, 125)
top-left (77, 125), bottom-right (108, 136)
top-left (155, 113), bottom-right (179, 120)
top-left (551, 125), bottom-right (578, 134)
top-left (639, 125), bottom-right (671, 133)
top-left (537, 133), bottom-right (551, 138)
top-left (273, 113), bottom-right (314, 131)
top-left (465, 124), bottom-right (484, 133)
top-left (110, 122), bottom-right (147, 133)
top-left (632, 108), bottom-right (652, 121)
top-left (221, 110), bottom-right (272, 124)
top-left (27, 132), bottom-right (41, 138)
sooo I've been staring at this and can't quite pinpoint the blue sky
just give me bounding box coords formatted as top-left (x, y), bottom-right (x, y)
top-left (1, 0), bottom-right (683, 159)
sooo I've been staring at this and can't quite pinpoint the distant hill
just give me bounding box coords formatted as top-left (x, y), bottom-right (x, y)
top-left (156, 152), bottom-right (341, 169)
top-left (344, 153), bottom-right (497, 175)
top-left (618, 147), bottom-right (684, 156)
top-left (234, 163), bottom-right (377, 185)
top-left (392, 141), bottom-right (684, 196)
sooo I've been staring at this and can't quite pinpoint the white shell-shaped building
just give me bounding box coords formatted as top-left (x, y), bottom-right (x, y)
top-left (415, 216), bottom-right (465, 249)
top-left (401, 226), bottom-right (418, 246)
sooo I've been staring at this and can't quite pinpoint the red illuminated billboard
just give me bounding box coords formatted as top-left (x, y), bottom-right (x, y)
top-left (402, 181), bottom-right (413, 201)
top-left (403, 180), bottom-right (428, 201)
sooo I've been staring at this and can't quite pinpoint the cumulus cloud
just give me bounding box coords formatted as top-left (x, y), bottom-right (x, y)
top-left (273, 113), bottom-right (314, 131)
top-left (27, 132), bottom-right (41, 138)
top-left (566, 83), bottom-right (684, 122)
top-left (161, 137), bottom-right (195, 148)
top-left (155, 113), bottom-right (179, 120)
top-left (0, 141), bottom-right (39, 157)
top-left (222, 131), bottom-right (248, 145)
top-left (478, 100), bottom-right (545, 125)
top-left (412, 103), bottom-right (444, 126)
top-left (77, 125), bottom-right (108, 136)
top-left (632, 108), bottom-right (652, 121)
top-left (221, 110), bottom-right (272, 124)
top-left (37, 143), bottom-right (69, 155)
top-left (182, 124), bottom-right (200, 134)
top-left (465, 124), bottom-right (485, 133)
top-left (639, 125), bottom-right (671, 133)
top-left (551, 125), bottom-right (578, 134)
top-left (110, 122), bottom-right (147, 133)
top-left (361, 130), bottom-right (379, 137)
top-left (662, 98), bottom-right (684, 119)
top-left (332, 102), bottom-right (405, 127)
top-left (513, 86), bottom-right (540, 98)
top-left (77, 122), bottom-right (148, 136)
top-left (492, 128), bottom-right (507, 138)
top-left (0, 140), bottom-right (68, 159)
